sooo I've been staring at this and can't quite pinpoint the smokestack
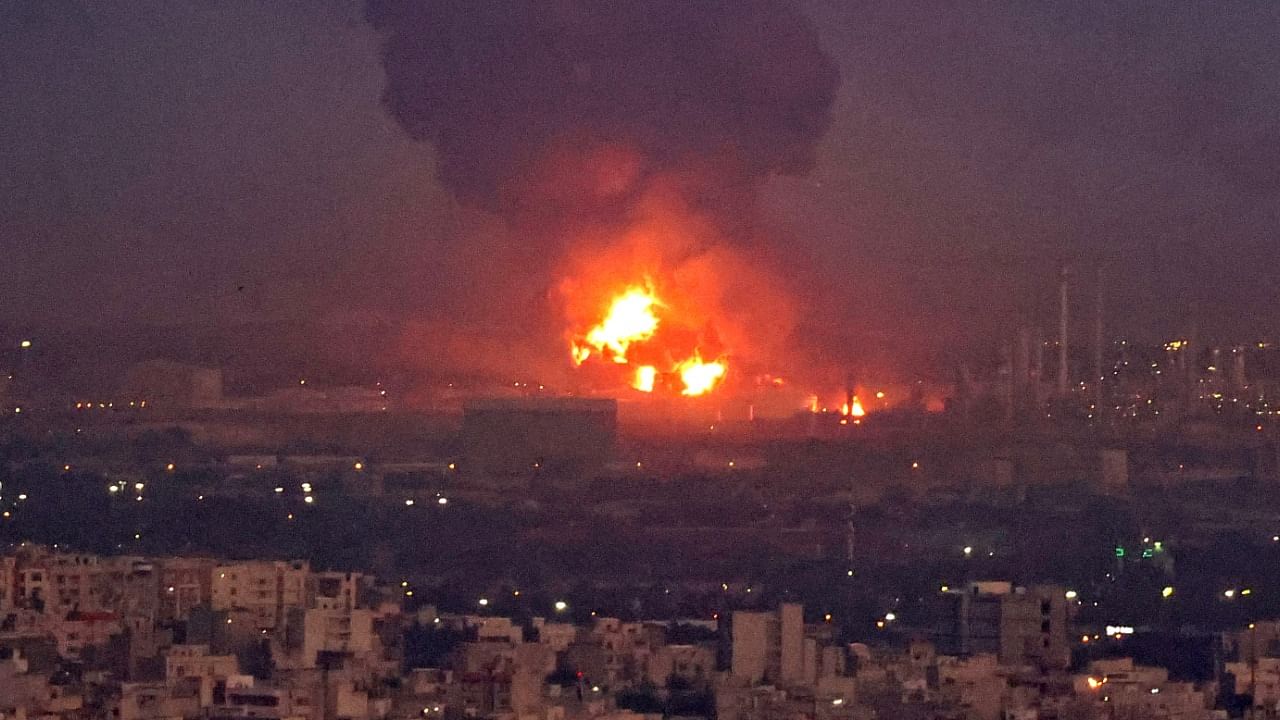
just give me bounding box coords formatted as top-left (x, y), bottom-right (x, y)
top-left (956, 364), bottom-right (975, 422)
top-left (1094, 266), bottom-right (1104, 410)
top-left (1000, 340), bottom-right (1014, 423)
top-left (1058, 266), bottom-right (1070, 397)
top-left (1185, 318), bottom-right (1199, 405)
top-left (844, 371), bottom-right (855, 418)
top-left (1233, 346), bottom-right (1247, 391)
top-left (844, 502), bottom-right (856, 563)
top-left (1033, 326), bottom-right (1044, 403)
top-left (1014, 327), bottom-right (1031, 413)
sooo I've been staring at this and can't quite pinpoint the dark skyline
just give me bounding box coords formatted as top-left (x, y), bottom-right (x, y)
top-left (4, 0), bottom-right (1280, 380)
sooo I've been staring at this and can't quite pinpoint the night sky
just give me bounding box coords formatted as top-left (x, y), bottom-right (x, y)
top-left (4, 0), bottom-right (1280, 379)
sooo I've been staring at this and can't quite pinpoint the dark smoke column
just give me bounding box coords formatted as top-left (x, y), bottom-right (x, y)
top-left (365, 0), bottom-right (839, 231)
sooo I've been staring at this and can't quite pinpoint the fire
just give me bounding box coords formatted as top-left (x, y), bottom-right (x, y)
top-left (841, 397), bottom-right (866, 417)
top-left (568, 282), bottom-right (727, 397)
top-left (633, 365), bottom-right (657, 393)
top-left (572, 286), bottom-right (661, 365)
top-left (677, 355), bottom-right (727, 397)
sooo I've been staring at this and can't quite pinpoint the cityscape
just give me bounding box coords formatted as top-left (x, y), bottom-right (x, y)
top-left (5, 1), bottom-right (1280, 720)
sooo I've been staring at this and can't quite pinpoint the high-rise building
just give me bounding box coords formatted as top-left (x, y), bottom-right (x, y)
top-left (286, 607), bottom-right (375, 669)
top-left (210, 560), bottom-right (310, 631)
top-left (999, 585), bottom-right (1070, 671)
top-left (936, 582), bottom-right (1069, 671)
top-left (778, 602), bottom-right (804, 684)
top-left (730, 603), bottom-right (805, 685)
top-left (730, 611), bottom-right (769, 683)
top-left (158, 557), bottom-right (216, 622)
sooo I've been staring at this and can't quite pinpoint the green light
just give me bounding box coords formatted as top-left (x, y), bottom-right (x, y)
top-left (1115, 547), bottom-right (1126, 558)
top-left (1153, 541), bottom-right (1163, 551)
top-left (1141, 549), bottom-right (1153, 559)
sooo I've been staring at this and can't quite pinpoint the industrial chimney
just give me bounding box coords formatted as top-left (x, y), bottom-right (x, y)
top-left (1058, 266), bottom-right (1071, 397)
top-left (1094, 266), bottom-right (1104, 410)
top-left (1014, 327), bottom-right (1032, 413)
top-left (1232, 346), bottom-right (1247, 391)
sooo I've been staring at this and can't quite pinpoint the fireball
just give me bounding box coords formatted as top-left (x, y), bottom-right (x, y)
top-left (677, 355), bottom-right (727, 397)
top-left (573, 286), bottom-right (661, 365)
top-left (568, 281), bottom-right (727, 397)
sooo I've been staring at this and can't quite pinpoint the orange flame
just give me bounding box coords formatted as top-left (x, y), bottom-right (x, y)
top-left (571, 285), bottom-right (661, 365)
top-left (677, 354), bottom-right (727, 397)
top-left (568, 282), bottom-right (727, 396)
top-left (841, 397), bottom-right (866, 417)
top-left (633, 365), bottom-right (657, 393)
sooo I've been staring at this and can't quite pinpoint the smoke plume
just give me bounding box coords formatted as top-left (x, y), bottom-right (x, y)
top-left (366, 0), bottom-right (839, 388)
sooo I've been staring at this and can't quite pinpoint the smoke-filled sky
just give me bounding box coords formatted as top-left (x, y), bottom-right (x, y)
top-left (4, 0), bottom-right (1280, 379)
